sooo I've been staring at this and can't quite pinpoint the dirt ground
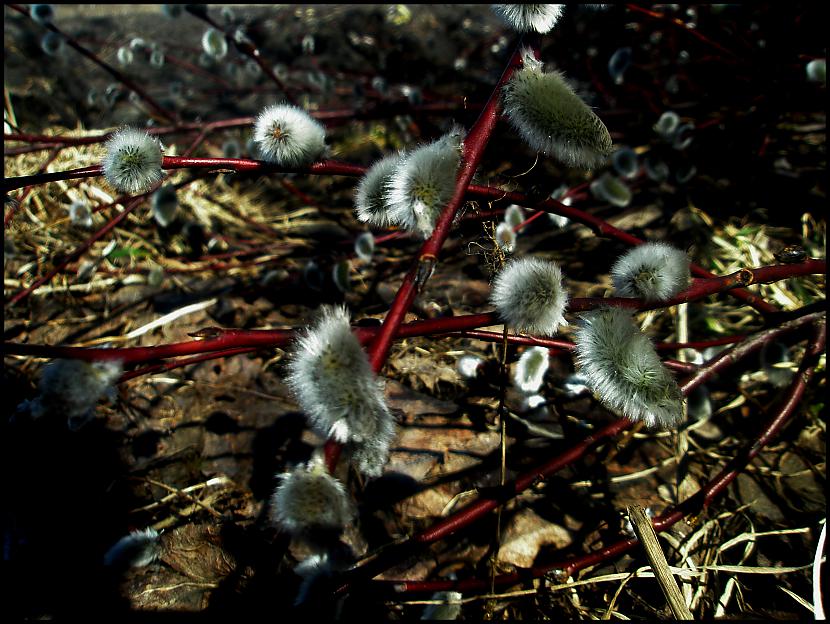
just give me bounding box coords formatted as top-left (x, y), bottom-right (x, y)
top-left (3, 4), bottom-right (826, 620)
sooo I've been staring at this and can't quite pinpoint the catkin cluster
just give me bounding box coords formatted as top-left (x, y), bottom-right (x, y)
top-left (355, 129), bottom-right (463, 238)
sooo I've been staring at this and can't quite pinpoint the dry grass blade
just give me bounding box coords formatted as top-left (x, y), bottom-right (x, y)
top-left (628, 505), bottom-right (694, 620)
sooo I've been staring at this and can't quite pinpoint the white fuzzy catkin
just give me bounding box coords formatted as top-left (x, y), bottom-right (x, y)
top-left (270, 459), bottom-right (354, 534)
top-left (490, 257), bottom-right (569, 336)
top-left (103, 528), bottom-right (160, 568)
top-left (26, 358), bottom-right (123, 430)
top-left (102, 128), bottom-right (164, 194)
top-left (385, 129), bottom-right (463, 238)
top-left (354, 153), bottom-right (402, 228)
top-left (610, 242), bottom-right (691, 301)
top-left (513, 346), bottom-right (550, 394)
top-left (573, 307), bottom-right (684, 429)
top-left (253, 104), bottom-right (326, 167)
top-left (286, 305), bottom-right (395, 477)
top-left (502, 49), bottom-right (613, 169)
top-left (492, 4), bottom-right (565, 34)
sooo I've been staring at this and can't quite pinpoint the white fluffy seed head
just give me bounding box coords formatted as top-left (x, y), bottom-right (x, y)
top-left (102, 128), bottom-right (164, 194)
top-left (103, 527), bottom-right (160, 568)
top-left (611, 242), bottom-right (691, 301)
top-left (286, 305), bottom-right (395, 477)
top-left (27, 358), bottom-right (123, 430)
top-left (270, 459), bottom-right (354, 535)
top-left (490, 257), bottom-right (569, 336)
top-left (354, 153), bottom-right (403, 228)
top-left (503, 49), bottom-right (613, 169)
top-left (492, 4), bottom-right (565, 33)
top-left (573, 307), bottom-right (684, 429)
top-left (385, 129), bottom-right (463, 239)
top-left (513, 346), bottom-right (550, 394)
top-left (253, 104), bottom-right (326, 167)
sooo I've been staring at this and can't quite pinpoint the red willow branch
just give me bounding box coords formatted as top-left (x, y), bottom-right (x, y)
top-left (366, 39), bottom-right (527, 373)
top-left (3, 102), bottom-right (472, 156)
top-left (467, 186), bottom-right (782, 316)
top-left (455, 329), bottom-right (746, 354)
top-left (3, 146), bottom-right (61, 228)
top-left (4, 262), bottom-right (823, 362)
top-left (6, 4), bottom-right (177, 123)
top-left (0, 153), bottom-right (787, 317)
top-left (118, 346), bottom-right (260, 383)
top-left (333, 311), bottom-right (826, 597)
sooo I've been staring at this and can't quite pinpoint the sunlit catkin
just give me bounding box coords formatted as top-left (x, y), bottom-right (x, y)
top-left (270, 458), bottom-right (354, 535)
top-left (573, 307), bottom-right (684, 429)
top-left (610, 242), bottom-right (691, 301)
top-left (502, 49), bottom-right (613, 169)
top-left (490, 257), bottom-right (569, 336)
top-left (286, 305), bottom-right (395, 477)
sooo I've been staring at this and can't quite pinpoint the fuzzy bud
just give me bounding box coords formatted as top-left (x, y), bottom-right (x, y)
top-left (573, 307), bottom-right (684, 429)
top-left (286, 305), bottom-right (396, 477)
top-left (502, 49), bottom-right (613, 169)
top-left (495, 221), bottom-right (517, 253)
top-left (354, 231), bottom-right (375, 262)
top-left (610, 242), bottom-right (691, 301)
top-left (31, 4), bottom-right (54, 24)
top-left (102, 128), bottom-right (164, 194)
top-left (590, 172), bottom-right (631, 207)
top-left (69, 200), bottom-right (93, 228)
top-left (492, 4), bottom-right (565, 34)
top-left (385, 129), bottom-right (463, 239)
top-left (269, 458), bottom-right (354, 535)
top-left (202, 27), bottom-right (228, 60)
top-left (513, 346), bottom-right (550, 394)
top-left (151, 184), bottom-right (178, 227)
top-left (25, 358), bottom-right (123, 430)
top-left (457, 355), bottom-right (484, 380)
top-left (253, 103), bottom-right (326, 167)
top-left (354, 153), bottom-right (402, 228)
top-left (103, 527), bottom-right (160, 568)
top-left (490, 257), bottom-right (569, 336)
